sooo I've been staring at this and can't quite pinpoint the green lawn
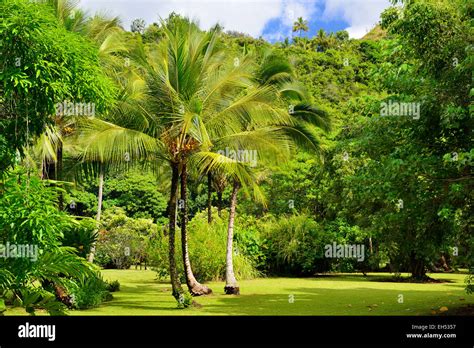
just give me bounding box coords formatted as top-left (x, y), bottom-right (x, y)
top-left (6, 270), bottom-right (472, 316)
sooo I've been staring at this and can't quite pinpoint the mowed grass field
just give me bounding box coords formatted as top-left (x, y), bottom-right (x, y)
top-left (6, 270), bottom-right (472, 316)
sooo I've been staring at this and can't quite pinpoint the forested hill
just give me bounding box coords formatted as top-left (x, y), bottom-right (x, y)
top-left (221, 27), bottom-right (382, 141)
top-left (1, 0), bottom-right (471, 316)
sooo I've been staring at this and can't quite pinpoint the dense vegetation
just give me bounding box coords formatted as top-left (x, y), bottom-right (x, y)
top-left (0, 0), bottom-right (472, 314)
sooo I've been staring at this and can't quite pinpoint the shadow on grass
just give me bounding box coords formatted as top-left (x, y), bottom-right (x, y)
top-left (90, 272), bottom-right (471, 316)
top-left (293, 273), bottom-right (460, 284)
top-left (195, 286), bottom-right (473, 316)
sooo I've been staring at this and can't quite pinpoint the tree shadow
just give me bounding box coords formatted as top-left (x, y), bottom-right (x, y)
top-left (196, 286), bottom-right (473, 316)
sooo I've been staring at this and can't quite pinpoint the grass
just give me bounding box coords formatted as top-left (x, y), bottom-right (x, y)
top-left (5, 270), bottom-right (473, 316)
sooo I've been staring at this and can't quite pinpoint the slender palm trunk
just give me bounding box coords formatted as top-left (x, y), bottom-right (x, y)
top-left (217, 190), bottom-right (223, 218)
top-left (41, 160), bottom-right (48, 180)
top-left (180, 164), bottom-right (212, 296)
top-left (207, 172), bottom-right (212, 223)
top-left (168, 162), bottom-right (183, 300)
top-left (88, 165), bottom-right (104, 263)
top-left (57, 142), bottom-right (64, 209)
top-left (224, 180), bottom-right (240, 295)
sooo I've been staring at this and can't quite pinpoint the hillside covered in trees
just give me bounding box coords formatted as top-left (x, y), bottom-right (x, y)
top-left (0, 0), bottom-right (472, 318)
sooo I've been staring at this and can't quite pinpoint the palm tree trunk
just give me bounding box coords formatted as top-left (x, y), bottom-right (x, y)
top-left (224, 180), bottom-right (240, 295)
top-left (41, 159), bottom-right (48, 180)
top-left (217, 190), bottom-right (223, 218)
top-left (168, 162), bottom-right (183, 300)
top-left (88, 165), bottom-right (104, 263)
top-left (207, 171), bottom-right (212, 223)
top-left (57, 141), bottom-right (64, 209)
top-left (180, 163), bottom-right (212, 296)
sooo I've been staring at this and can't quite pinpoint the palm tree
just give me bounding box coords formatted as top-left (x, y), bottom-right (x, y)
top-left (30, 3), bottom-right (132, 262)
top-left (136, 18), bottom-right (301, 297)
top-left (194, 49), bottom-right (331, 295)
top-left (74, 17), bottom-right (330, 302)
top-left (207, 171), bottom-right (213, 223)
top-left (88, 164), bottom-right (104, 262)
top-left (205, 168), bottom-right (227, 222)
top-left (214, 172), bottom-right (227, 217)
top-left (78, 17), bottom-right (288, 298)
top-left (315, 29), bottom-right (329, 51)
top-left (292, 17), bottom-right (309, 37)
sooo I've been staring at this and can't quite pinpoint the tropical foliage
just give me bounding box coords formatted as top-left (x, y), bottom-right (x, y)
top-left (0, 0), bottom-right (471, 315)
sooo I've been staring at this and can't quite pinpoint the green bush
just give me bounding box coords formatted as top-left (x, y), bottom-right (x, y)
top-left (65, 273), bottom-right (112, 310)
top-left (149, 210), bottom-right (260, 282)
top-left (106, 280), bottom-right (121, 292)
top-left (261, 214), bottom-right (330, 276)
top-left (103, 170), bottom-right (168, 223)
top-left (62, 218), bottom-right (98, 259)
top-left (261, 215), bottom-right (377, 276)
top-left (0, 172), bottom-right (96, 315)
top-left (234, 215), bottom-right (267, 270)
top-left (176, 291), bottom-right (193, 309)
top-left (95, 208), bottom-right (156, 269)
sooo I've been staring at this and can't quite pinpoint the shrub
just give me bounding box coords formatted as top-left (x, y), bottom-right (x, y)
top-left (149, 210), bottom-right (260, 282)
top-left (176, 291), bottom-right (193, 309)
top-left (65, 273), bottom-right (112, 310)
top-left (102, 170), bottom-right (168, 223)
top-left (261, 215), bottom-right (377, 276)
top-left (261, 214), bottom-right (330, 276)
top-left (0, 299), bottom-right (5, 316)
top-left (0, 172), bottom-right (96, 315)
top-left (234, 215), bottom-right (267, 270)
top-left (94, 208), bottom-right (156, 269)
top-left (62, 218), bottom-right (98, 259)
top-left (106, 280), bottom-right (120, 292)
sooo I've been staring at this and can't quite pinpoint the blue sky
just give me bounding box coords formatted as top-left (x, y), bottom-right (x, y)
top-left (80, 0), bottom-right (391, 41)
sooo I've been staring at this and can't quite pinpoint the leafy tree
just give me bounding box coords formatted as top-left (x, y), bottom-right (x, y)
top-left (0, 0), bottom-right (115, 177)
top-left (103, 170), bottom-right (168, 222)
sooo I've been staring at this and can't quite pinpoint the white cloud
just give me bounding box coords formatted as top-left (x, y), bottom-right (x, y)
top-left (268, 0), bottom-right (318, 40)
top-left (80, 0), bottom-right (319, 38)
top-left (78, 0), bottom-right (388, 39)
top-left (322, 0), bottom-right (390, 38)
top-left (80, 0), bottom-right (283, 36)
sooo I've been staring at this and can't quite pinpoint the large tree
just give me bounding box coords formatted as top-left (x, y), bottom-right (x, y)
top-left (0, 0), bottom-right (114, 177)
top-left (321, 0), bottom-right (473, 280)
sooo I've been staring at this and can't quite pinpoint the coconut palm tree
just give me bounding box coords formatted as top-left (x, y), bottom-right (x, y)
top-left (73, 16), bottom-right (330, 301)
top-left (292, 17), bottom-right (309, 37)
top-left (74, 17), bottom-right (289, 298)
top-left (135, 15), bottom-right (316, 297)
top-left (192, 49), bottom-right (331, 295)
